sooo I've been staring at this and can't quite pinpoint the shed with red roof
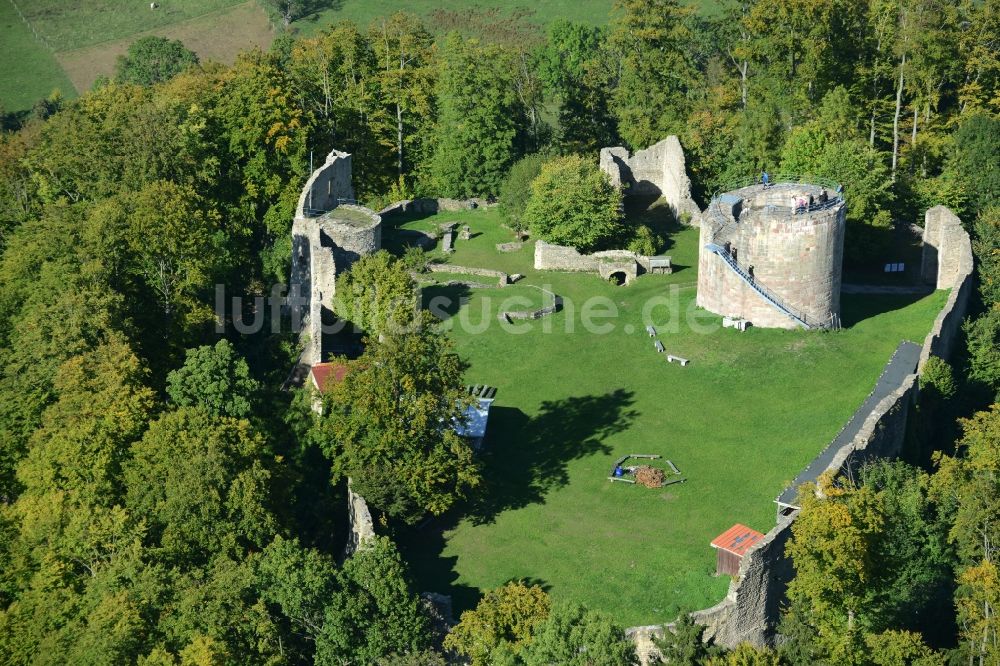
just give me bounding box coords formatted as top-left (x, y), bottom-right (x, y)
top-left (310, 361), bottom-right (351, 394)
top-left (710, 523), bottom-right (765, 577)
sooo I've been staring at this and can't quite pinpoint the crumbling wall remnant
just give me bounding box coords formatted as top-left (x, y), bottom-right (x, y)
top-left (599, 136), bottom-right (701, 223)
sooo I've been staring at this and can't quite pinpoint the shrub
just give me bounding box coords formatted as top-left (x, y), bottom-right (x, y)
top-left (499, 154), bottom-right (546, 237)
top-left (627, 224), bottom-right (661, 256)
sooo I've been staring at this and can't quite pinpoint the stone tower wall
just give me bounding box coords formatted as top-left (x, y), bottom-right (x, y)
top-left (297, 150), bottom-right (354, 216)
top-left (316, 204), bottom-right (382, 270)
top-left (921, 205), bottom-right (969, 289)
top-left (696, 187), bottom-right (845, 329)
top-left (290, 152), bottom-right (380, 367)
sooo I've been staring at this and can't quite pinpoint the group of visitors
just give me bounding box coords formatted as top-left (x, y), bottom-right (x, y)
top-left (757, 171), bottom-right (845, 214)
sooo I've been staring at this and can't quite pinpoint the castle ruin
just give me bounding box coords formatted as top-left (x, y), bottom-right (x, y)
top-left (599, 136), bottom-right (702, 223)
top-left (289, 150), bottom-right (382, 367)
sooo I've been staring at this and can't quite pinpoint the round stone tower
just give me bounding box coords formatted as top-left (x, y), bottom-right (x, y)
top-left (696, 181), bottom-right (846, 329)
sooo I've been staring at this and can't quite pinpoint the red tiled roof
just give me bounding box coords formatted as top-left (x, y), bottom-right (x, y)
top-left (710, 523), bottom-right (765, 557)
top-left (310, 362), bottom-right (351, 393)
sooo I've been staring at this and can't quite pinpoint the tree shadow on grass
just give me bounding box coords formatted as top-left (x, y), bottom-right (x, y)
top-left (840, 292), bottom-right (933, 328)
top-left (422, 283), bottom-right (472, 321)
top-left (466, 389), bottom-right (638, 525)
top-left (395, 522), bottom-right (486, 615)
top-left (394, 390), bottom-right (635, 612)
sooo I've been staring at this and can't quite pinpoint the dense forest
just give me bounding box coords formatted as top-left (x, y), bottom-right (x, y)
top-left (0, 0), bottom-right (999, 663)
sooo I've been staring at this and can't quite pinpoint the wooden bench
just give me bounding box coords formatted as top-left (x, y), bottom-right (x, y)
top-left (646, 325), bottom-right (657, 338)
top-left (667, 354), bottom-right (689, 366)
top-left (666, 460), bottom-right (680, 474)
top-left (654, 340), bottom-right (665, 353)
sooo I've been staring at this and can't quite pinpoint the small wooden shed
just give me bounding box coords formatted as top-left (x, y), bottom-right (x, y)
top-left (710, 523), bottom-right (764, 577)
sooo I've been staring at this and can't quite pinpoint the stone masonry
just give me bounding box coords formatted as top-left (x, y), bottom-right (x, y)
top-left (697, 183), bottom-right (846, 329)
top-left (599, 136), bottom-right (701, 223)
top-left (344, 479), bottom-right (376, 558)
top-left (290, 150), bottom-right (382, 367)
top-left (918, 205), bottom-right (974, 370)
top-left (534, 240), bottom-right (661, 285)
top-left (921, 205), bottom-right (970, 289)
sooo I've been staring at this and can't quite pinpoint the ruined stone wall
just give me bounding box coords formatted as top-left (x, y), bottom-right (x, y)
top-left (344, 479), bottom-right (376, 558)
top-left (918, 206), bottom-right (974, 370)
top-left (921, 205), bottom-right (971, 290)
top-left (679, 207), bottom-right (972, 650)
top-left (534, 241), bottom-right (601, 272)
top-left (534, 241), bottom-right (648, 273)
top-left (427, 263), bottom-right (509, 285)
top-left (316, 205), bottom-right (382, 271)
top-left (599, 136), bottom-right (701, 222)
top-left (297, 150), bottom-right (354, 216)
top-left (290, 153), bottom-right (382, 367)
top-left (378, 197), bottom-right (492, 219)
top-left (691, 373), bottom-right (918, 648)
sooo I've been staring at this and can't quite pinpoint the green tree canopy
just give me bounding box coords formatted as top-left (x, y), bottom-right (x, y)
top-left (124, 407), bottom-right (277, 564)
top-left (166, 340), bottom-right (259, 419)
top-left (319, 536), bottom-right (432, 664)
top-left (444, 581), bottom-right (552, 664)
top-left (523, 155), bottom-right (624, 252)
top-left (334, 251), bottom-right (418, 340)
top-left (115, 36), bottom-right (199, 86)
top-left (315, 312), bottom-right (479, 522)
top-left (520, 602), bottom-right (638, 666)
top-left (499, 154), bottom-right (547, 238)
top-left (430, 32), bottom-right (525, 198)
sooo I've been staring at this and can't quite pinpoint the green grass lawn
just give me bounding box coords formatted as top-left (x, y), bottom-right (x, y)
top-left (392, 205), bottom-right (946, 627)
top-left (293, 0), bottom-right (614, 37)
top-left (0, 1), bottom-right (76, 114)
top-left (14, 0), bottom-right (245, 51)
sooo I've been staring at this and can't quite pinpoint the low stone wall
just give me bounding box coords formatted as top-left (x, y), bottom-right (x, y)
top-left (534, 241), bottom-right (601, 272)
top-left (427, 263), bottom-right (508, 286)
top-left (378, 197), bottom-right (491, 219)
top-left (635, 206), bottom-right (974, 651)
top-left (344, 479), bottom-right (376, 559)
top-left (498, 288), bottom-right (562, 322)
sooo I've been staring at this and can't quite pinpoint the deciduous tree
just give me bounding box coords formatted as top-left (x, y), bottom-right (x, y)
top-left (523, 155), bottom-right (623, 252)
top-left (315, 312), bottom-right (479, 522)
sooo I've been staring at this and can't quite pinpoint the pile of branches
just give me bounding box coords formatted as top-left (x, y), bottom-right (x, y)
top-left (635, 466), bottom-right (666, 488)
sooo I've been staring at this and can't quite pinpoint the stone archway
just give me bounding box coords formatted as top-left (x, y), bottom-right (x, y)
top-left (609, 271), bottom-right (627, 286)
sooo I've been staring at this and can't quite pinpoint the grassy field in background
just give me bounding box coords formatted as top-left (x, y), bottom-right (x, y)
top-left (292, 0), bottom-right (726, 36)
top-left (1, 0), bottom-right (269, 112)
top-left (0, 0), bottom-right (76, 114)
top-left (390, 206), bottom-right (946, 626)
top-left (12, 0), bottom-right (245, 51)
top-left (293, 0), bottom-right (615, 37)
top-left (56, 2), bottom-right (274, 97)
